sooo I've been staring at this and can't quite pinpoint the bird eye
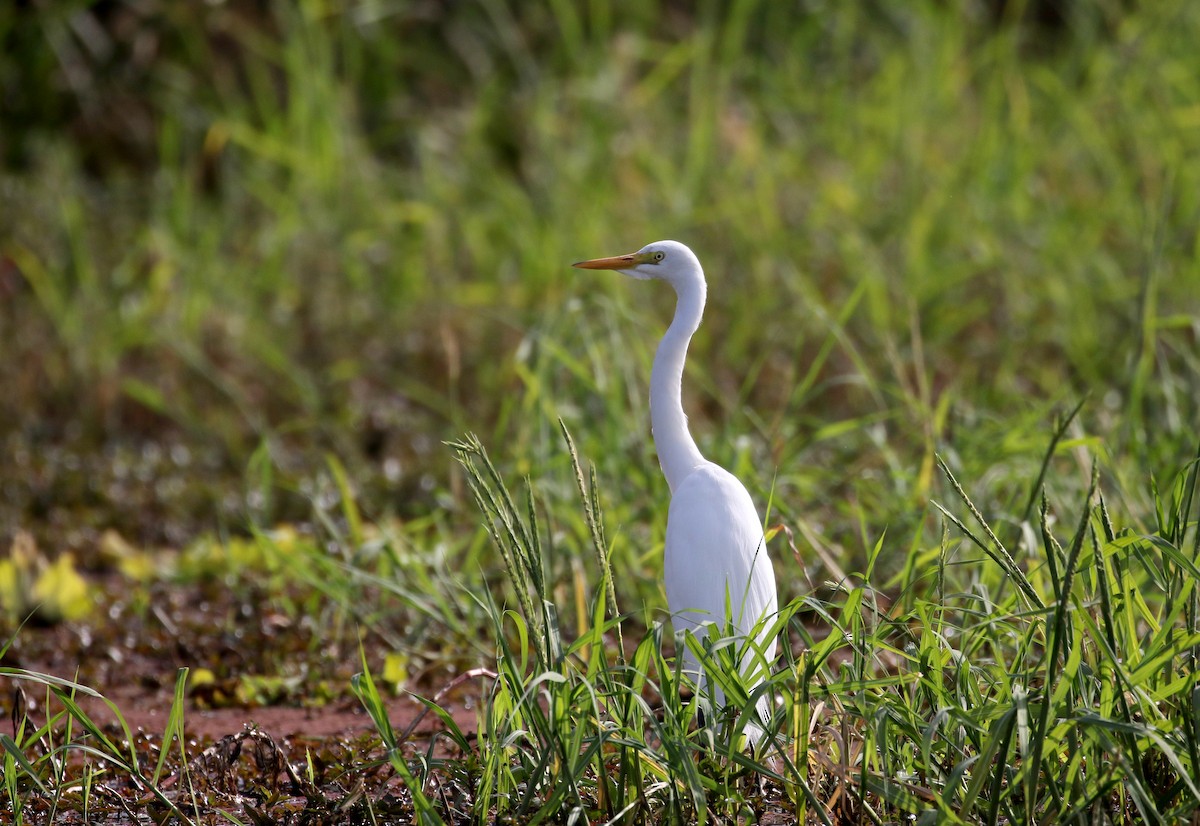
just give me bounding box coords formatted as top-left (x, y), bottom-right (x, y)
top-left (653, 252), bottom-right (665, 262)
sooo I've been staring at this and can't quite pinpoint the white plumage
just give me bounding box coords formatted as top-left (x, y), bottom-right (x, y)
top-left (574, 240), bottom-right (779, 741)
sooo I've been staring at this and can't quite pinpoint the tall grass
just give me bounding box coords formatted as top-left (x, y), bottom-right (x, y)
top-left (2, 1), bottom-right (1197, 554)
top-left (2, 1), bottom-right (1199, 823)
top-left (343, 424), bottom-right (1200, 822)
top-left (5, 427), bottom-right (1197, 820)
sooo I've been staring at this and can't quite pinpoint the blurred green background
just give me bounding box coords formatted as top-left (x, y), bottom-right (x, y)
top-left (2, 0), bottom-right (1197, 574)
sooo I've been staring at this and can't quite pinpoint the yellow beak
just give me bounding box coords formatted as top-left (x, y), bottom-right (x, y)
top-left (573, 252), bottom-right (647, 270)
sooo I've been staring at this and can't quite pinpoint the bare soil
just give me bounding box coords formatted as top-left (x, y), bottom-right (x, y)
top-left (2, 572), bottom-right (482, 751)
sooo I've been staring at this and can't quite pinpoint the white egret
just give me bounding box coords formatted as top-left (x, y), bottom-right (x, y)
top-left (574, 240), bottom-right (778, 740)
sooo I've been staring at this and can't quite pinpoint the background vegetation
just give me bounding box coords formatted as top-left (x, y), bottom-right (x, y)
top-left (1, 0), bottom-right (1198, 822)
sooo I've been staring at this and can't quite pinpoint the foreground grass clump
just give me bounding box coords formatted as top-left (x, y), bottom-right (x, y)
top-left (346, 430), bottom-right (1200, 823)
top-left (3, 426), bottom-right (1198, 822)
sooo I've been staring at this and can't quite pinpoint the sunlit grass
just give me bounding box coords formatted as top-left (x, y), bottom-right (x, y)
top-left (5, 426), bottom-right (1198, 821)
top-left (3, 2), bottom-right (1196, 550)
top-left (2, 0), bottom-right (1199, 822)
top-left (341, 425), bottom-right (1200, 822)
top-left (0, 661), bottom-right (200, 825)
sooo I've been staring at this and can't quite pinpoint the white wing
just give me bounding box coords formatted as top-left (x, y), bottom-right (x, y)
top-left (664, 462), bottom-right (778, 689)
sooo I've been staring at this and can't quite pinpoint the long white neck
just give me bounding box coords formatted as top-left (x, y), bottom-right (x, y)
top-left (650, 276), bottom-right (707, 492)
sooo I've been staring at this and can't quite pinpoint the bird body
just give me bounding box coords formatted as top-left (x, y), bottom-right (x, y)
top-left (574, 240), bottom-right (778, 737)
top-left (664, 462), bottom-right (778, 677)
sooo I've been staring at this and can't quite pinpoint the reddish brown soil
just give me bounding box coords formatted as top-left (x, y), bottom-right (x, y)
top-left (1, 572), bottom-right (484, 752)
top-left (2, 653), bottom-right (482, 754)
top-left (71, 683), bottom-right (479, 746)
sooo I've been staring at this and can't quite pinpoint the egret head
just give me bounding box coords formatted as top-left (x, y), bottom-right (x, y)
top-left (573, 240), bottom-right (701, 287)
